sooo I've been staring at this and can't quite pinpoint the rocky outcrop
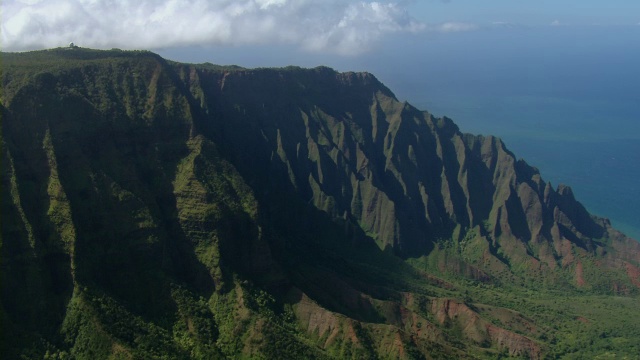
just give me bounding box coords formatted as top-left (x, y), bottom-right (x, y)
top-left (431, 299), bottom-right (541, 359)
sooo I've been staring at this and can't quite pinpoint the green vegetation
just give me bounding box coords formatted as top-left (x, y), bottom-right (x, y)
top-left (2, 48), bottom-right (640, 359)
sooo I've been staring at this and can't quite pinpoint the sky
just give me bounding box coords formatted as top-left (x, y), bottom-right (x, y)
top-left (3, 0), bottom-right (640, 55)
top-left (408, 0), bottom-right (640, 26)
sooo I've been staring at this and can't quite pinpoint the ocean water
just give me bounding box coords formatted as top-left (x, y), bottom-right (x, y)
top-left (158, 25), bottom-right (640, 239)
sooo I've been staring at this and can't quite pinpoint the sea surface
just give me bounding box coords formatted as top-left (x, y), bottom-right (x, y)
top-left (159, 25), bottom-right (640, 239)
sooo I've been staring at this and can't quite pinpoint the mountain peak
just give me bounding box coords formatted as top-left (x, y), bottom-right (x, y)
top-left (556, 183), bottom-right (575, 198)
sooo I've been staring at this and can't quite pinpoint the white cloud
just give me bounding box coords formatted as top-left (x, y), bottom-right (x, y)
top-left (432, 22), bottom-right (477, 32)
top-left (550, 19), bottom-right (562, 26)
top-left (1, 0), bottom-right (425, 55)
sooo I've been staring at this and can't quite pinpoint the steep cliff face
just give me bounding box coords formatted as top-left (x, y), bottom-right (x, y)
top-left (172, 60), bottom-right (640, 289)
top-left (2, 48), bottom-right (639, 359)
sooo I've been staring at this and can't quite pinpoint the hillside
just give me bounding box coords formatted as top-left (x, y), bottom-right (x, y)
top-left (2, 48), bottom-right (640, 359)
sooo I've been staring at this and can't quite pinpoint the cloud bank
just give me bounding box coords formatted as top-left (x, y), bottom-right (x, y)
top-left (2, 0), bottom-right (428, 55)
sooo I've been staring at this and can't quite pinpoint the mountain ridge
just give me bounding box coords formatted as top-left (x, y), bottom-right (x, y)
top-left (2, 48), bottom-right (640, 359)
